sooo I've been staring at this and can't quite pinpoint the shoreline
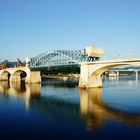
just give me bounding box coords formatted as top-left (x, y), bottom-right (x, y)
top-left (41, 74), bottom-right (80, 80)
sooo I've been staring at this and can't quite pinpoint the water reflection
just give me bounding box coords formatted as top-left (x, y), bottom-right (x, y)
top-left (79, 88), bottom-right (140, 131)
top-left (0, 81), bottom-right (140, 132)
top-left (79, 88), bottom-right (103, 130)
top-left (0, 81), bottom-right (41, 110)
top-left (42, 79), bottom-right (78, 88)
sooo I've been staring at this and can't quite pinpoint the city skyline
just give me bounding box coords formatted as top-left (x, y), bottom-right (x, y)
top-left (0, 0), bottom-right (140, 61)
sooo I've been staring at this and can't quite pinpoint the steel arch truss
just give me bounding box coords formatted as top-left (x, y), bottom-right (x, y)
top-left (30, 50), bottom-right (88, 68)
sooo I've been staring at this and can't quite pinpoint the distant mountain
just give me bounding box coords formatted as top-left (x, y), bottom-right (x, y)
top-left (0, 60), bottom-right (10, 66)
top-left (0, 60), bottom-right (17, 67)
top-left (0, 58), bottom-right (26, 67)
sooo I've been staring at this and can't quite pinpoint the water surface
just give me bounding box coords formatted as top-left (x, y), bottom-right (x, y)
top-left (0, 77), bottom-right (140, 140)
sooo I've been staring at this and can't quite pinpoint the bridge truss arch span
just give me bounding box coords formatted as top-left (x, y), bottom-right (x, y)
top-left (30, 50), bottom-right (88, 68)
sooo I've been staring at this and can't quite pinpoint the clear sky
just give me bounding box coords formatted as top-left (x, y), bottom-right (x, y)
top-left (0, 0), bottom-right (140, 61)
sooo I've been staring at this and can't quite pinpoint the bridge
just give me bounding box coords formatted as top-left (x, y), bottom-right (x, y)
top-left (1, 46), bottom-right (140, 88)
top-left (107, 69), bottom-right (140, 79)
top-left (79, 59), bottom-right (140, 88)
top-left (0, 66), bottom-right (41, 83)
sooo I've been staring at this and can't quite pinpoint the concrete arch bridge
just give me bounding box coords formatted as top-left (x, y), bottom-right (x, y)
top-left (0, 67), bottom-right (41, 83)
top-left (79, 59), bottom-right (140, 88)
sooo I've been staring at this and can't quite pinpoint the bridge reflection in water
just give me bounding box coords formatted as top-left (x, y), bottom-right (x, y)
top-left (0, 81), bottom-right (41, 110)
top-left (79, 88), bottom-right (140, 130)
top-left (0, 81), bottom-right (140, 131)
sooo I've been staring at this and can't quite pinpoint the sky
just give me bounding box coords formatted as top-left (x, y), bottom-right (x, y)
top-left (0, 0), bottom-right (140, 61)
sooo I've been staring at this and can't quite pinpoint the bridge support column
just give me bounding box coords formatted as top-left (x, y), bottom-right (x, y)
top-left (79, 63), bottom-right (102, 88)
top-left (25, 71), bottom-right (41, 84)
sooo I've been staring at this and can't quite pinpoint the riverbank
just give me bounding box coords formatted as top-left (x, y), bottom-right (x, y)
top-left (41, 74), bottom-right (80, 80)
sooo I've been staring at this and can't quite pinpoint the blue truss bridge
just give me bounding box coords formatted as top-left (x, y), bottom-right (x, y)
top-left (29, 49), bottom-right (90, 69)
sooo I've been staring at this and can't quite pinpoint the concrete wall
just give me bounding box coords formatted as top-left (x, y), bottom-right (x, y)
top-left (85, 46), bottom-right (104, 58)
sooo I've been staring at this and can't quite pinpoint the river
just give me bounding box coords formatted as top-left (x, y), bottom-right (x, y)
top-left (0, 76), bottom-right (140, 140)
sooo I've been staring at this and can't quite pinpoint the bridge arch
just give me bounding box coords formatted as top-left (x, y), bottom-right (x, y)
top-left (0, 67), bottom-right (41, 84)
top-left (0, 71), bottom-right (11, 81)
top-left (91, 64), bottom-right (127, 79)
top-left (10, 70), bottom-right (27, 82)
top-left (79, 60), bottom-right (140, 88)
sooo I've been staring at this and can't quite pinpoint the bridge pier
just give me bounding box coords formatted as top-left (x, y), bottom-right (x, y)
top-left (79, 76), bottom-right (102, 88)
top-left (79, 63), bottom-right (103, 88)
top-left (26, 71), bottom-right (41, 84)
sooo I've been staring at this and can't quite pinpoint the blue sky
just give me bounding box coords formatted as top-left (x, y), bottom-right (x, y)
top-left (0, 0), bottom-right (140, 61)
